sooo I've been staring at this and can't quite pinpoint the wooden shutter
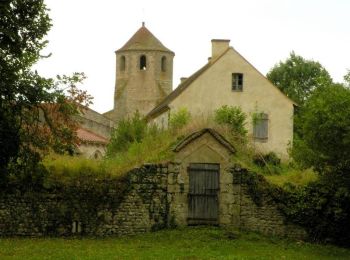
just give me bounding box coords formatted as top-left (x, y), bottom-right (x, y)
top-left (253, 113), bottom-right (268, 140)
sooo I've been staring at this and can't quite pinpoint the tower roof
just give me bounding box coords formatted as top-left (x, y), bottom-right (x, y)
top-left (116, 23), bottom-right (173, 53)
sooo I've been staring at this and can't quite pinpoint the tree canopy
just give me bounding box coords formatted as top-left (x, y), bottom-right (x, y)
top-left (267, 52), bottom-right (333, 105)
top-left (291, 84), bottom-right (350, 172)
top-left (0, 0), bottom-right (92, 181)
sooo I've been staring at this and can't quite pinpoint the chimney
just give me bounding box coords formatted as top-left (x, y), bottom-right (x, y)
top-left (180, 77), bottom-right (188, 83)
top-left (211, 39), bottom-right (230, 60)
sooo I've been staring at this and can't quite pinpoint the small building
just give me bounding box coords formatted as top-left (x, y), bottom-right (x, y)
top-left (75, 107), bottom-right (114, 158)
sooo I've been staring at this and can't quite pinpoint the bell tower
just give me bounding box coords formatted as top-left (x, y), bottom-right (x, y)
top-left (104, 23), bottom-right (174, 122)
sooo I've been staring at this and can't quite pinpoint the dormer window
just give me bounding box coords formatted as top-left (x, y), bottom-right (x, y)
top-left (140, 55), bottom-right (147, 70)
top-left (120, 56), bottom-right (126, 71)
top-left (232, 73), bottom-right (243, 91)
top-left (161, 56), bottom-right (166, 72)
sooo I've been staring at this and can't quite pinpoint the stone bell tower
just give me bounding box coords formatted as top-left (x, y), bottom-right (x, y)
top-left (104, 23), bottom-right (174, 122)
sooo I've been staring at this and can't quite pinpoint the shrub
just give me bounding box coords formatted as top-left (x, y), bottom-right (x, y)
top-left (107, 111), bottom-right (148, 155)
top-left (253, 152), bottom-right (281, 167)
top-left (282, 171), bottom-right (350, 246)
top-left (169, 108), bottom-right (191, 130)
top-left (214, 105), bottom-right (247, 137)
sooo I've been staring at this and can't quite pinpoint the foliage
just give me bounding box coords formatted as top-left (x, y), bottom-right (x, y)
top-left (107, 111), bottom-right (148, 154)
top-left (1, 227), bottom-right (350, 259)
top-left (253, 152), bottom-right (281, 167)
top-left (214, 105), bottom-right (247, 137)
top-left (0, 1), bottom-right (92, 184)
top-left (169, 108), bottom-right (191, 130)
top-left (291, 84), bottom-right (350, 172)
top-left (282, 172), bottom-right (350, 246)
top-left (265, 168), bottom-right (317, 187)
top-left (240, 168), bottom-right (350, 246)
top-left (267, 52), bottom-right (333, 105)
top-left (344, 69), bottom-right (350, 87)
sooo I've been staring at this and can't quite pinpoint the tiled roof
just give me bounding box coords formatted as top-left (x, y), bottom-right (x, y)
top-left (117, 24), bottom-right (173, 53)
top-left (77, 128), bottom-right (108, 145)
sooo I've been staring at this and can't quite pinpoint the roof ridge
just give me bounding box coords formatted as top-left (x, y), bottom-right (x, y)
top-left (146, 48), bottom-right (231, 119)
top-left (173, 128), bottom-right (236, 153)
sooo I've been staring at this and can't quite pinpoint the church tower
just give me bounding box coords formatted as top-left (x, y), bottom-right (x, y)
top-left (105, 23), bottom-right (174, 122)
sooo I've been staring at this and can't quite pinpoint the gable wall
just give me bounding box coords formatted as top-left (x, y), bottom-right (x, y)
top-left (169, 49), bottom-right (294, 159)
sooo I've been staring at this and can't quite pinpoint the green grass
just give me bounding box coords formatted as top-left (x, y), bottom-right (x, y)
top-left (0, 227), bottom-right (349, 259)
top-left (265, 167), bottom-right (318, 187)
top-left (43, 118), bottom-right (318, 188)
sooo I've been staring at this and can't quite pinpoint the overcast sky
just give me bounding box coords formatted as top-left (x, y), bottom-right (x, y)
top-left (34, 0), bottom-right (350, 113)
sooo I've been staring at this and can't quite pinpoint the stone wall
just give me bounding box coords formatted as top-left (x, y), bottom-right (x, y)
top-left (0, 163), bottom-right (306, 239)
top-left (231, 166), bottom-right (306, 239)
top-left (0, 164), bottom-right (168, 237)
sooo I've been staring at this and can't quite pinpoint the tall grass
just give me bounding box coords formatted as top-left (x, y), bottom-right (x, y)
top-left (44, 114), bottom-right (318, 187)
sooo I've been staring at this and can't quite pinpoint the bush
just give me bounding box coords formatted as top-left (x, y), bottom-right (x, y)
top-left (169, 108), bottom-right (191, 130)
top-left (214, 105), bottom-right (247, 137)
top-left (253, 152), bottom-right (281, 167)
top-left (107, 111), bottom-right (148, 155)
top-left (282, 171), bottom-right (350, 246)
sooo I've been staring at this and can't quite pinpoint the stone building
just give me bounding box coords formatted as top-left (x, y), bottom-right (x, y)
top-left (147, 40), bottom-right (296, 159)
top-left (81, 23), bottom-right (295, 159)
top-left (104, 22), bottom-right (174, 122)
top-left (74, 107), bottom-right (114, 158)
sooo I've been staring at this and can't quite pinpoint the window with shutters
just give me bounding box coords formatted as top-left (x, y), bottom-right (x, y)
top-left (232, 73), bottom-right (243, 91)
top-left (253, 113), bottom-right (268, 141)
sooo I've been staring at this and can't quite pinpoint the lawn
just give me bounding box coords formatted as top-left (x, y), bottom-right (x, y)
top-left (0, 227), bottom-right (349, 259)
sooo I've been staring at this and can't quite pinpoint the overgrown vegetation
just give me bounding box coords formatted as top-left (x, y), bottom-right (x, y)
top-left (214, 105), bottom-right (247, 137)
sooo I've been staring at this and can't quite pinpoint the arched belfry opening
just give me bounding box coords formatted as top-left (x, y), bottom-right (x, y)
top-left (140, 55), bottom-right (147, 70)
top-left (161, 56), bottom-right (167, 72)
top-left (120, 56), bottom-right (126, 71)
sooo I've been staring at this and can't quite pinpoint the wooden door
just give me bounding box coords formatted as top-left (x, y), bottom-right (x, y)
top-left (188, 163), bottom-right (220, 225)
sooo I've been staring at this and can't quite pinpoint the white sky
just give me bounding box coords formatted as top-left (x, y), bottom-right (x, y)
top-left (35, 0), bottom-right (350, 113)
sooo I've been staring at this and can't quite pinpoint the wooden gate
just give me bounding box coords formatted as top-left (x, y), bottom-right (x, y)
top-left (187, 163), bottom-right (220, 225)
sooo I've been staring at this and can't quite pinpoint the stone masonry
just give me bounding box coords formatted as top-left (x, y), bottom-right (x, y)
top-left (0, 163), bottom-right (306, 239)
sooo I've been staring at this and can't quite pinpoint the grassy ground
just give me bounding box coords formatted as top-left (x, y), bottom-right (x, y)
top-left (0, 227), bottom-right (349, 259)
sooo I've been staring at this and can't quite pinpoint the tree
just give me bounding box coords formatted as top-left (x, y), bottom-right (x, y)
top-left (0, 1), bottom-right (92, 181)
top-left (344, 69), bottom-right (350, 87)
top-left (291, 84), bottom-right (350, 172)
top-left (267, 52), bottom-right (333, 105)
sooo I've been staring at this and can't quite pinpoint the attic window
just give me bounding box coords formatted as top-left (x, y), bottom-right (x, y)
top-left (120, 56), bottom-right (126, 71)
top-left (253, 113), bottom-right (269, 141)
top-left (232, 73), bottom-right (243, 91)
top-left (140, 55), bottom-right (147, 70)
top-left (161, 56), bottom-right (166, 72)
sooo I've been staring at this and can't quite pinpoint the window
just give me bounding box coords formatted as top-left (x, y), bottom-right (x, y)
top-left (120, 56), bottom-right (126, 71)
top-left (140, 55), bottom-right (147, 70)
top-left (232, 73), bottom-right (243, 91)
top-left (161, 56), bottom-right (166, 72)
top-left (253, 113), bottom-right (268, 141)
